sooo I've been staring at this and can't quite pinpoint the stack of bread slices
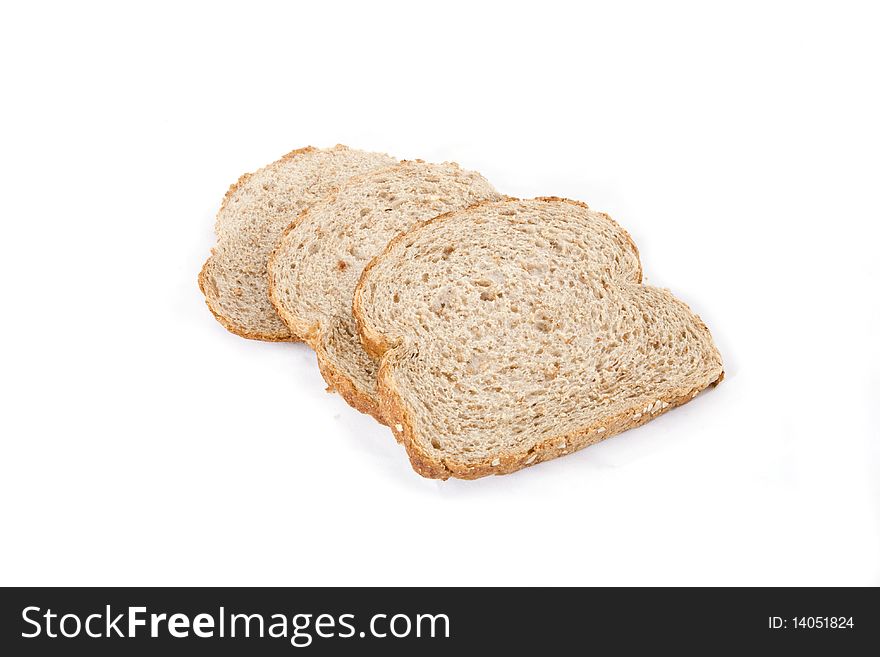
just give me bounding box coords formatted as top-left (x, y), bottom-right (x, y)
top-left (200, 145), bottom-right (723, 480)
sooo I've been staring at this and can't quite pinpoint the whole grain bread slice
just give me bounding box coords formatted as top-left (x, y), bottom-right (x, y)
top-left (267, 160), bottom-right (503, 420)
top-left (199, 145), bottom-right (396, 340)
top-left (353, 197), bottom-right (723, 479)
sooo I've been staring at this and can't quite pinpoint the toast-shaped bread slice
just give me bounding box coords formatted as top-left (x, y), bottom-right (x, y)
top-left (354, 198), bottom-right (723, 479)
top-left (267, 161), bottom-right (502, 420)
top-left (199, 145), bottom-right (396, 340)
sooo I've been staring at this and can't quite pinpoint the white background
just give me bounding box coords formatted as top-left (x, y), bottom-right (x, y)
top-left (1, 1), bottom-right (877, 586)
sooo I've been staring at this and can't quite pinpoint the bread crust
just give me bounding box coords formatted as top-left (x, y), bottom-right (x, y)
top-left (354, 197), bottom-right (718, 480)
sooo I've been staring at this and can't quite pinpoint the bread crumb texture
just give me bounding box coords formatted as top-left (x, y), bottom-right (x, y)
top-left (355, 198), bottom-right (723, 479)
top-left (199, 145), bottom-right (396, 340)
top-left (268, 160), bottom-right (502, 419)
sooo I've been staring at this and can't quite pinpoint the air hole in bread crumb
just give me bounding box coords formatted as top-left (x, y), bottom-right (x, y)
top-left (431, 439), bottom-right (442, 449)
top-left (337, 260), bottom-right (347, 271)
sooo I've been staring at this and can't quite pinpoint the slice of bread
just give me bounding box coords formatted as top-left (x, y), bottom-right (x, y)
top-left (267, 160), bottom-right (503, 420)
top-left (354, 198), bottom-right (723, 479)
top-left (199, 145), bottom-right (396, 341)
